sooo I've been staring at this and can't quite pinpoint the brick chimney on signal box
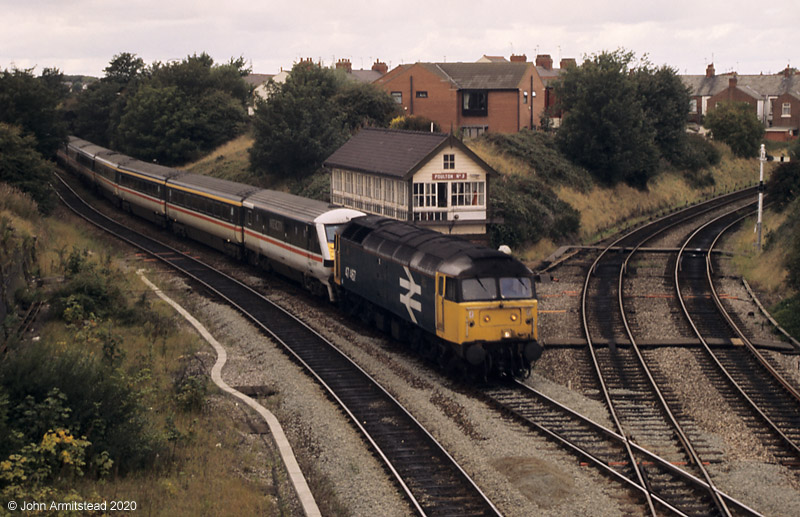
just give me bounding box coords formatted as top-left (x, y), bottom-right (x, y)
top-left (336, 58), bottom-right (352, 73)
top-left (372, 60), bottom-right (388, 75)
top-left (706, 63), bottom-right (715, 78)
top-left (510, 54), bottom-right (527, 62)
top-left (535, 54), bottom-right (553, 70)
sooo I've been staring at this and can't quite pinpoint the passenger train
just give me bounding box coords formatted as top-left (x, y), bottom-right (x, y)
top-left (58, 136), bottom-right (541, 377)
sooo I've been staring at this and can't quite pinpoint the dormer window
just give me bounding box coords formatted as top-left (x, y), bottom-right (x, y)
top-left (443, 154), bottom-right (455, 170)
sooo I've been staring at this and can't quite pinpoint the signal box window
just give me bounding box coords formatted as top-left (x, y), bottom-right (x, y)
top-left (443, 154), bottom-right (455, 170)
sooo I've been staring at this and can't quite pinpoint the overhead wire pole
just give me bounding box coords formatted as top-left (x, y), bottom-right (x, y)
top-left (756, 143), bottom-right (765, 251)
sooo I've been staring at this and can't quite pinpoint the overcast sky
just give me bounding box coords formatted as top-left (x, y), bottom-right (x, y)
top-left (2, 0), bottom-right (797, 78)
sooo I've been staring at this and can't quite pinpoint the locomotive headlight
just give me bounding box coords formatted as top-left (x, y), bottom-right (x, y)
top-left (483, 315), bottom-right (491, 323)
top-left (510, 313), bottom-right (518, 322)
top-left (502, 330), bottom-right (512, 339)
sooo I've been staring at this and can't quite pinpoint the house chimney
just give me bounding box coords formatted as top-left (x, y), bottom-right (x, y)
top-left (729, 74), bottom-right (738, 89)
top-left (510, 54), bottom-right (527, 62)
top-left (535, 54), bottom-right (553, 70)
top-left (336, 58), bottom-right (352, 73)
top-left (785, 65), bottom-right (793, 78)
top-left (371, 60), bottom-right (388, 75)
top-left (560, 58), bottom-right (576, 69)
top-left (706, 63), bottom-right (715, 78)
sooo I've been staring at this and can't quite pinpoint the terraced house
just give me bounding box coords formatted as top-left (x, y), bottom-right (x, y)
top-left (682, 64), bottom-right (800, 141)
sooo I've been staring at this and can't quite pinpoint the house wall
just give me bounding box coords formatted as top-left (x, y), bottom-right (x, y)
top-left (708, 85), bottom-right (758, 112)
top-left (375, 63), bottom-right (543, 136)
top-left (772, 93), bottom-right (800, 132)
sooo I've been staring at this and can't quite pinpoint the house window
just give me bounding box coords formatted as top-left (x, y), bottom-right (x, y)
top-left (462, 90), bottom-right (488, 116)
top-left (783, 103), bottom-right (791, 117)
top-left (415, 91), bottom-right (428, 98)
top-left (689, 99), bottom-right (697, 114)
top-left (443, 154), bottom-right (455, 170)
top-left (523, 91), bottom-right (528, 104)
top-left (451, 181), bottom-right (485, 206)
top-left (391, 91), bottom-right (402, 104)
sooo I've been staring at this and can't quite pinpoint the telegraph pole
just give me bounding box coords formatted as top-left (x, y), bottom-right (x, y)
top-left (756, 144), bottom-right (765, 251)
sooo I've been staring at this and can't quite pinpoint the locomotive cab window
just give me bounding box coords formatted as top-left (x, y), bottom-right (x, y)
top-left (499, 277), bottom-right (533, 299)
top-left (461, 277), bottom-right (498, 301)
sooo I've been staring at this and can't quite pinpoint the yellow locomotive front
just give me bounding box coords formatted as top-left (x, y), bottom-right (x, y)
top-left (434, 272), bottom-right (541, 375)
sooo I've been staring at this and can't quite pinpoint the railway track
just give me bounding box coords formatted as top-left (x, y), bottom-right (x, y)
top-left (676, 204), bottom-right (800, 470)
top-left (581, 189), bottom-right (758, 516)
top-left (54, 172), bottom-right (501, 517)
top-left (480, 380), bottom-right (761, 516)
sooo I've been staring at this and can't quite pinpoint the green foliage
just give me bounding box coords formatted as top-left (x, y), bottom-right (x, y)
top-left (336, 81), bottom-right (400, 131)
top-left (0, 67), bottom-right (68, 159)
top-left (250, 61), bottom-right (398, 178)
top-left (554, 49), bottom-right (661, 188)
top-left (704, 101), bottom-right (764, 158)
top-left (389, 115), bottom-right (441, 132)
top-left (479, 129), bottom-right (593, 192)
top-left (771, 295), bottom-right (800, 340)
top-left (634, 64), bottom-right (691, 163)
top-left (0, 340), bottom-right (159, 476)
top-left (489, 174), bottom-right (580, 249)
top-left (1, 427), bottom-right (93, 503)
top-left (73, 52), bottom-right (249, 165)
top-left (672, 133), bottom-right (722, 173)
top-left (0, 123), bottom-right (54, 213)
top-left (766, 161), bottom-right (800, 209)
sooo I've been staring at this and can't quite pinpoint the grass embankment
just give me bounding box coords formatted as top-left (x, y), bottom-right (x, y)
top-left (0, 186), bottom-right (283, 515)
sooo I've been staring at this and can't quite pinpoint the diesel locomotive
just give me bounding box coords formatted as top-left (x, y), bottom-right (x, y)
top-left (58, 136), bottom-right (541, 377)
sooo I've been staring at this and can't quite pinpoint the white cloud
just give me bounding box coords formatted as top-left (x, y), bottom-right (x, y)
top-left (0, 0), bottom-right (797, 77)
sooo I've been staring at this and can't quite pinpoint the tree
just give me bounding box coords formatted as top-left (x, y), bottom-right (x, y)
top-left (766, 161), bottom-right (800, 209)
top-left (634, 64), bottom-right (691, 163)
top-left (0, 123), bottom-right (54, 213)
top-left (704, 102), bottom-right (764, 158)
top-left (250, 61), bottom-right (397, 178)
top-left (115, 85), bottom-right (197, 164)
top-left (0, 67), bottom-right (68, 159)
top-left (554, 50), bottom-right (659, 188)
top-left (73, 52), bottom-right (249, 164)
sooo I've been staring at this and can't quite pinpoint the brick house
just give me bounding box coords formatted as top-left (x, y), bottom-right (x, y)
top-left (682, 64), bottom-right (800, 141)
top-left (324, 128), bottom-right (496, 235)
top-left (373, 56), bottom-right (543, 138)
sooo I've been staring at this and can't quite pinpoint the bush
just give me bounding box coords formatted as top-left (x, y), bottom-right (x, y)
top-left (479, 130), bottom-right (593, 192)
top-left (771, 295), bottom-right (800, 342)
top-left (704, 101), bottom-right (765, 158)
top-left (0, 340), bottom-right (161, 475)
top-left (673, 133), bottom-right (721, 173)
top-left (389, 115), bottom-right (441, 133)
top-left (766, 161), bottom-right (800, 210)
top-left (489, 173), bottom-right (580, 249)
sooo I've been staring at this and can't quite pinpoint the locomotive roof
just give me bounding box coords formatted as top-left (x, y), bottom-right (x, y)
top-left (167, 172), bottom-right (260, 203)
top-left (343, 216), bottom-right (531, 278)
top-left (244, 189), bottom-right (355, 223)
top-left (121, 159), bottom-right (185, 182)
